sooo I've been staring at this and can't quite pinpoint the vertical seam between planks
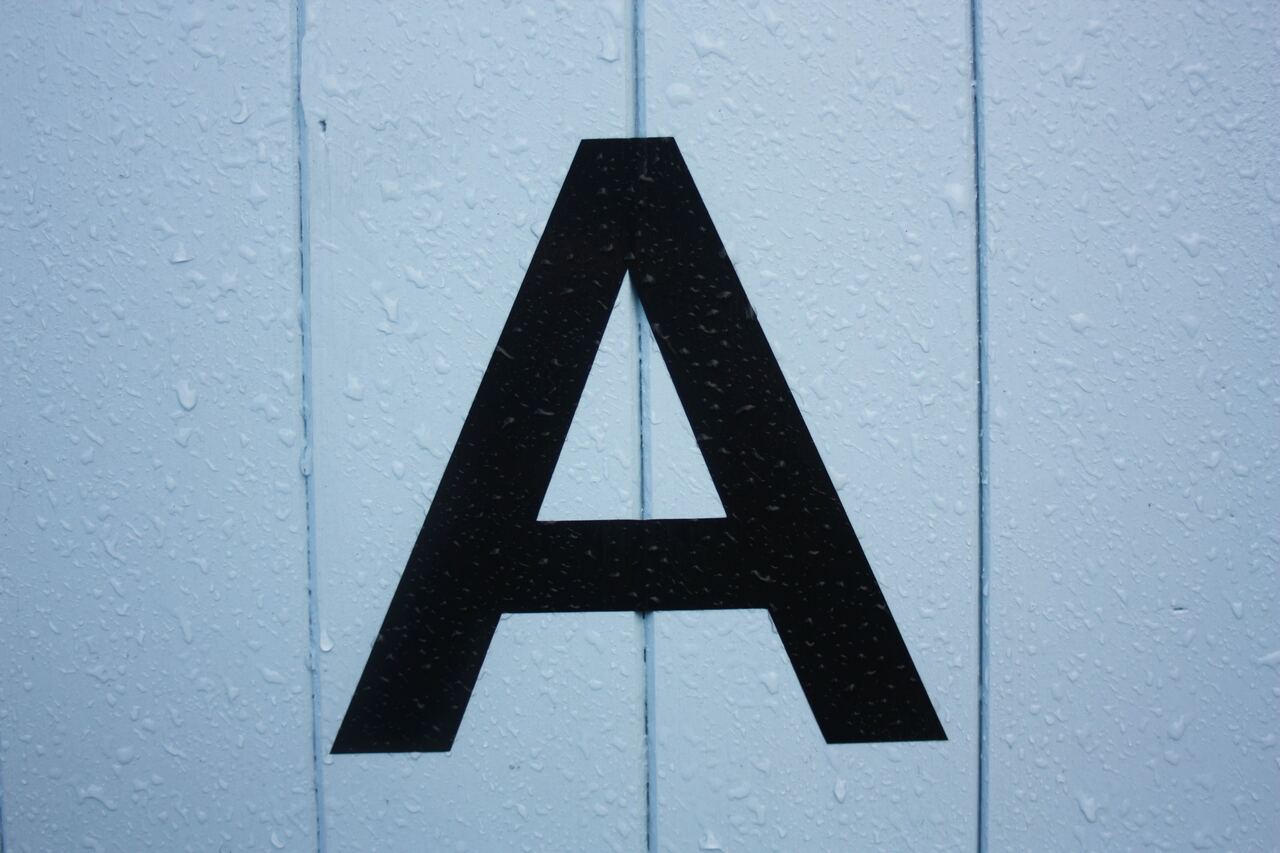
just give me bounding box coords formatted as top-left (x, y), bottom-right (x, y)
top-left (0, 706), bottom-right (6, 850)
top-left (631, 2), bottom-right (658, 851)
top-left (294, 0), bottom-right (328, 850)
top-left (968, 0), bottom-right (991, 849)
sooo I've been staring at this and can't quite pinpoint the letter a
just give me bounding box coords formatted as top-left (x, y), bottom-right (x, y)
top-left (332, 138), bottom-right (945, 753)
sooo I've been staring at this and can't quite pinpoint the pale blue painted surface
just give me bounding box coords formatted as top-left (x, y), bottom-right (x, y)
top-left (0, 2), bottom-right (316, 850)
top-left (0, 1), bottom-right (1276, 851)
top-left (980, 2), bottom-right (1280, 849)
top-left (299, 2), bottom-right (647, 850)
top-left (643, 2), bottom-right (981, 849)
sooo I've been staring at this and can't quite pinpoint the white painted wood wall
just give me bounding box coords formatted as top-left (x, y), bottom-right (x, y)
top-left (1, 1), bottom-right (1275, 850)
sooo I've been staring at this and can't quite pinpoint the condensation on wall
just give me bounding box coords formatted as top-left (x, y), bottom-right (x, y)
top-left (0, 1), bottom-right (1275, 851)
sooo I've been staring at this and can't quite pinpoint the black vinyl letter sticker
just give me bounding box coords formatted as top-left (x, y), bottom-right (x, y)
top-left (333, 138), bottom-right (945, 754)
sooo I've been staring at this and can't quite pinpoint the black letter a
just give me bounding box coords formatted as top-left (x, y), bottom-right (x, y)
top-left (332, 138), bottom-right (945, 753)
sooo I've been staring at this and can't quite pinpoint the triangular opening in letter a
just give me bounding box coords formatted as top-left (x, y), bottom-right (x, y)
top-left (540, 274), bottom-right (726, 522)
top-left (538, 280), bottom-right (642, 521)
top-left (640, 315), bottom-right (725, 519)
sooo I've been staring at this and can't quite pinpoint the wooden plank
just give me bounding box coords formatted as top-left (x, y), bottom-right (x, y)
top-left (301, 3), bottom-right (648, 849)
top-left (979, 1), bottom-right (1280, 847)
top-left (0, 4), bottom-right (315, 849)
top-left (643, 1), bottom-right (982, 849)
